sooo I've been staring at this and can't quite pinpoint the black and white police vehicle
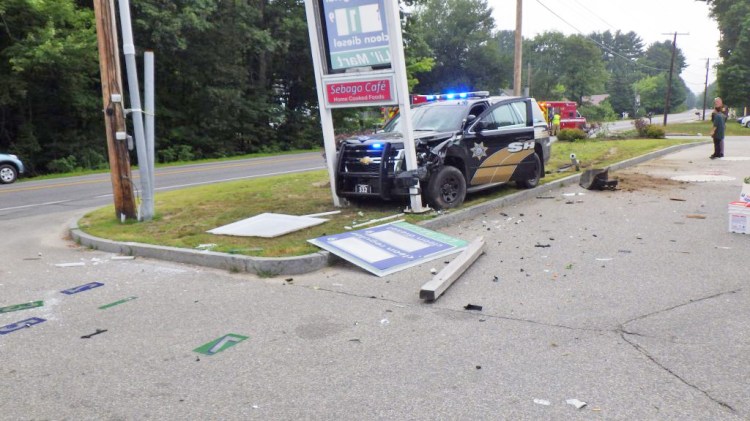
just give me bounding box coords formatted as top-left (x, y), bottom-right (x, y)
top-left (335, 92), bottom-right (552, 209)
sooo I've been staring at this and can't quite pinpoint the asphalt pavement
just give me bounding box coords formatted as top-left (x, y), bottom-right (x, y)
top-left (1, 138), bottom-right (748, 420)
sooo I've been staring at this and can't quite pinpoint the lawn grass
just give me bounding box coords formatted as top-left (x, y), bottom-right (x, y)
top-left (79, 137), bottom-right (700, 257)
top-left (665, 120), bottom-right (750, 137)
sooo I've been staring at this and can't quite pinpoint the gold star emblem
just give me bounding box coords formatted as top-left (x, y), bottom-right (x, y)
top-left (471, 142), bottom-right (488, 160)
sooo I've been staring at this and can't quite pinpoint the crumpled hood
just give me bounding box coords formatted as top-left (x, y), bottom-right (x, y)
top-left (343, 130), bottom-right (456, 146)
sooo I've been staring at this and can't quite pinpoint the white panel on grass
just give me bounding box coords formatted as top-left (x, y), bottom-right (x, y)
top-left (208, 213), bottom-right (327, 238)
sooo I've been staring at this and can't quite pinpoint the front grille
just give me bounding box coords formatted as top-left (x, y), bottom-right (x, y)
top-left (336, 143), bottom-right (405, 198)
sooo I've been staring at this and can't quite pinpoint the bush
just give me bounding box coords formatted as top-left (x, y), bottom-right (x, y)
top-left (47, 155), bottom-right (77, 173)
top-left (645, 125), bottom-right (665, 139)
top-left (557, 128), bottom-right (587, 141)
top-left (634, 118), bottom-right (649, 137)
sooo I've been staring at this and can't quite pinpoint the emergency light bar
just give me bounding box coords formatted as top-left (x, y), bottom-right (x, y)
top-left (411, 91), bottom-right (490, 104)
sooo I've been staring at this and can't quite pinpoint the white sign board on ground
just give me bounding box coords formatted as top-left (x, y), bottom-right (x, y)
top-left (208, 213), bottom-right (327, 238)
top-left (309, 222), bottom-right (467, 276)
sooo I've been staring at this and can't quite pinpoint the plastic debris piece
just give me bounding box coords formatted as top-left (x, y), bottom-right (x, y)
top-left (464, 304), bottom-right (483, 311)
top-left (533, 399), bottom-right (551, 406)
top-left (596, 258), bottom-right (613, 261)
top-left (686, 214), bottom-right (706, 219)
top-left (111, 256), bottom-right (135, 260)
top-left (566, 399), bottom-right (587, 409)
top-left (195, 243), bottom-right (217, 250)
top-left (430, 268), bottom-right (438, 274)
top-left (669, 197), bottom-right (687, 201)
top-left (54, 262), bottom-right (85, 268)
top-left (380, 318), bottom-right (390, 326)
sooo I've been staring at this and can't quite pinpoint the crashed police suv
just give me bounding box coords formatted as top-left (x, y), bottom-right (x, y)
top-left (335, 92), bottom-right (552, 209)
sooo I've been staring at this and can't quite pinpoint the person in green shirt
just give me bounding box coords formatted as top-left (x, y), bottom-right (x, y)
top-left (710, 97), bottom-right (726, 159)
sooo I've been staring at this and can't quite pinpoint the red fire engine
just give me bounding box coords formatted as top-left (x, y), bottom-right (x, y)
top-left (538, 101), bottom-right (587, 131)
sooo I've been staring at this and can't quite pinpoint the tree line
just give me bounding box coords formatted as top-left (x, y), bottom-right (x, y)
top-left (1, 0), bottom-right (744, 176)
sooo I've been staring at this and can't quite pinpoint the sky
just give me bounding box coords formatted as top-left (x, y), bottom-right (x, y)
top-left (489, 0), bottom-right (721, 94)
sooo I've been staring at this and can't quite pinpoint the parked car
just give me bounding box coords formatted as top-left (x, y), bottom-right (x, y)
top-left (738, 115), bottom-right (750, 128)
top-left (0, 153), bottom-right (25, 184)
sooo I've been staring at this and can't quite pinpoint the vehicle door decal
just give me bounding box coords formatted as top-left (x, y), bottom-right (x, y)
top-left (470, 147), bottom-right (533, 185)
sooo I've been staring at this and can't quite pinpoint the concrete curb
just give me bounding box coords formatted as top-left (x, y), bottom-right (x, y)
top-left (70, 141), bottom-right (707, 275)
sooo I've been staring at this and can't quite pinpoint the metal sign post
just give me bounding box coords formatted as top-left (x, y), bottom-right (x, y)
top-left (383, 0), bottom-right (424, 212)
top-left (304, 0), bottom-right (341, 207)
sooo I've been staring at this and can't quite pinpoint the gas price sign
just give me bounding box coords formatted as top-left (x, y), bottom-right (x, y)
top-left (321, 0), bottom-right (391, 71)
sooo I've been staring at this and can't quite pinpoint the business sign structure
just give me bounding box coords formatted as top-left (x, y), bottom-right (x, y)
top-left (321, 0), bottom-right (391, 71)
top-left (324, 73), bottom-right (395, 108)
top-left (309, 222), bottom-right (467, 276)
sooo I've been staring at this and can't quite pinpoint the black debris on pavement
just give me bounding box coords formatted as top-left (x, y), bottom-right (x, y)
top-left (81, 329), bottom-right (107, 339)
top-left (464, 304), bottom-right (483, 311)
top-left (534, 243), bottom-right (551, 248)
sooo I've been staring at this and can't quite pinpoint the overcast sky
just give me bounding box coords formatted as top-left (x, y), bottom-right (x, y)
top-left (488, 0), bottom-right (721, 94)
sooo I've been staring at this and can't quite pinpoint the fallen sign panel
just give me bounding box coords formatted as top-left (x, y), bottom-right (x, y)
top-left (309, 221), bottom-right (468, 277)
top-left (207, 213), bottom-right (328, 238)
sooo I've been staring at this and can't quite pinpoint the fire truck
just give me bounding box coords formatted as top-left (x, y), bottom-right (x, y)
top-left (538, 101), bottom-right (588, 131)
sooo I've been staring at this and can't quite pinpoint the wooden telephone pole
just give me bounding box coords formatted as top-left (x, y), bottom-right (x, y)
top-left (94, 0), bottom-right (137, 220)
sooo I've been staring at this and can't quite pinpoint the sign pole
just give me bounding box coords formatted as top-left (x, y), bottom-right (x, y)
top-left (384, 0), bottom-right (425, 212)
top-left (304, 0), bottom-right (341, 207)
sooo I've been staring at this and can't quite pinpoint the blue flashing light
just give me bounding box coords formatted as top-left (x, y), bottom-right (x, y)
top-left (458, 93), bottom-right (468, 99)
top-left (445, 93), bottom-right (456, 99)
top-left (372, 143), bottom-right (383, 149)
top-left (425, 95), bottom-right (436, 101)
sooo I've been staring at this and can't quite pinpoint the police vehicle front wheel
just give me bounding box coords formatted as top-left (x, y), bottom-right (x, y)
top-left (426, 166), bottom-right (466, 210)
top-left (516, 153), bottom-right (541, 189)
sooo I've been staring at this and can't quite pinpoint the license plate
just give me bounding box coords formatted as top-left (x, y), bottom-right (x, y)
top-left (356, 184), bottom-right (371, 193)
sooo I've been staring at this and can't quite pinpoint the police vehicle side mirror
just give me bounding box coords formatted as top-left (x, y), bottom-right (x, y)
top-left (463, 114), bottom-right (477, 130)
top-left (473, 121), bottom-right (486, 133)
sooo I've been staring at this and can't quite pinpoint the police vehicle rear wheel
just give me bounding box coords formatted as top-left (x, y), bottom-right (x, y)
top-left (516, 153), bottom-right (541, 189)
top-left (426, 166), bottom-right (466, 209)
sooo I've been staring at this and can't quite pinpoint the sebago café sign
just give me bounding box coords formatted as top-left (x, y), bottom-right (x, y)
top-left (324, 75), bottom-right (395, 107)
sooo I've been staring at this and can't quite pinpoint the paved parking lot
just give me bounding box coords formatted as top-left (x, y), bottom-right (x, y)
top-left (1, 138), bottom-right (748, 420)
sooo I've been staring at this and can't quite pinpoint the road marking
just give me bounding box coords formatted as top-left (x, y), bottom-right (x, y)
top-left (0, 301), bottom-right (44, 314)
top-left (98, 296), bottom-right (137, 310)
top-left (194, 334), bottom-right (248, 356)
top-left (0, 317), bottom-right (46, 335)
top-left (0, 200), bottom-right (73, 212)
top-left (61, 282), bottom-right (104, 295)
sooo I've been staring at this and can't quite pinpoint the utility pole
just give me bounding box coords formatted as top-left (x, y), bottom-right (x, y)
top-left (513, 0), bottom-right (523, 96)
top-left (93, 0), bottom-right (137, 220)
top-left (662, 31), bottom-right (688, 126)
top-left (525, 61), bottom-right (531, 96)
top-left (702, 58), bottom-right (710, 121)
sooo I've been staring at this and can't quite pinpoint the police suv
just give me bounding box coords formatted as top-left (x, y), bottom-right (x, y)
top-left (335, 92), bottom-right (552, 209)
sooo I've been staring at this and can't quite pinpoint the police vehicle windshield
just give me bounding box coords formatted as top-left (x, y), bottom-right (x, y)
top-left (384, 104), bottom-right (467, 133)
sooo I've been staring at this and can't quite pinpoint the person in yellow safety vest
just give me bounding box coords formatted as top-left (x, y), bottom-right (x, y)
top-left (552, 112), bottom-right (561, 136)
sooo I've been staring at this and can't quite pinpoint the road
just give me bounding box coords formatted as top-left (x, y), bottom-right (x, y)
top-left (1, 138), bottom-right (748, 419)
top-left (599, 109), bottom-right (704, 133)
top-left (0, 152), bottom-right (325, 221)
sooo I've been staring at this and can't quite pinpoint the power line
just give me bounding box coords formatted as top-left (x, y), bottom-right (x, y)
top-left (567, 0), bottom-right (617, 32)
top-left (535, 0), bottom-right (668, 73)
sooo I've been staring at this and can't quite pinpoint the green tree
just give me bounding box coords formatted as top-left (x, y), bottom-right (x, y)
top-left (411, 0), bottom-right (507, 93)
top-left (0, 0), bottom-right (102, 173)
top-left (525, 31), bottom-right (568, 100)
top-left (589, 30), bottom-right (646, 115)
top-left (704, 0), bottom-right (750, 110)
top-left (559, 35), bottom-right (608, 103)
